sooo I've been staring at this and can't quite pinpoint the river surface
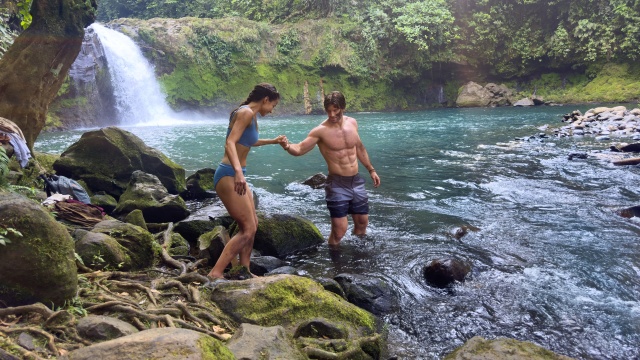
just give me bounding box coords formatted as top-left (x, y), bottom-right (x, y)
top-left (35, 106), bottom-right (640, 359)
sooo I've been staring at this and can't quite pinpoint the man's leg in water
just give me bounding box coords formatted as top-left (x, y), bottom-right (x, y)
top-left (352, 213), bottom-right (369, 236)
top-left (328, 216), bottom-right (348, 246)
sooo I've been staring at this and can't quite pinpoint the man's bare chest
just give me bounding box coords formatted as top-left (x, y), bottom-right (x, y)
top-left (321, 128), bottom-right (358, 151)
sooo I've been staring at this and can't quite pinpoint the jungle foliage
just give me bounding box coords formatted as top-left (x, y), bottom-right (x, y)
top-left (96, 0), bottom-right (640, 79)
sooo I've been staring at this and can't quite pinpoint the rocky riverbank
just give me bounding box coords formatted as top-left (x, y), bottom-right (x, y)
top-left (0, 125), bottom-right (575, 359)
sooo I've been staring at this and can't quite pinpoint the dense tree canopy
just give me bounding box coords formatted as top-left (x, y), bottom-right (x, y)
top-left (95, 0), bottom-right (640, 79)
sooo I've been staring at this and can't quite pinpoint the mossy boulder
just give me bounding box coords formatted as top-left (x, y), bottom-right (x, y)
top-left (90, 220), bottom-right (159, 270)
top-left (90, 192), bottom-right (117, 214)
top-left (167, 232), bottom-right (189, 256)
top-left (75, 231), bottom-right (130, 271)
top-left (211, 275), bottom-right (382, 358)
top-left (174, 218), bottom-right (233, 245)
top-left (443, 336), bottom-right (575, 360)
top-left (63, 328), bottom-right (234, 360)
top-left (52, 127), bottom-right (186, 198)
top-left (0, 193), bottom-right (77, 307)
top-left (124, 209), bottom-right (148, 231)
top-left (240, 213), bottom-right (323, 257)
top-left (181, 168), bottom-right (216, 200)
top-left (456, 81), bottom-right (492, 107)
top-left (114, 171), bottom-right (189, 223)
top-left (197, 226), bottom-right (229, 265)
top-left (210, 275), bottom-right (376, 335)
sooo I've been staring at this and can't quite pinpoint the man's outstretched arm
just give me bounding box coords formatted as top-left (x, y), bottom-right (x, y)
top-left (281, 131), bottom-right (320, 156)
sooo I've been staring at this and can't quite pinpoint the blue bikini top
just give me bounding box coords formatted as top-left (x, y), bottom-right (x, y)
top-left (227, 105), bottom-right (258, 147)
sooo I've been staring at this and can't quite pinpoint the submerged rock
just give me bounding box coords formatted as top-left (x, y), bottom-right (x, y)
top-left (302, 173), bottom-right (327, 189)
top-left (423, 258), bottom-right (471, 288)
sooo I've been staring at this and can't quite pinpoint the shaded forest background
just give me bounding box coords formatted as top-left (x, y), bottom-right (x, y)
top-left (2, 0), bottom-right (640, 128)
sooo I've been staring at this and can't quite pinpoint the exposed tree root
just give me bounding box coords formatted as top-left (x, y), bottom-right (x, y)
top-left (300, 335), bottom-right (381, 360)
top-left (176, 272), bottom-right (209, 284)
top-left (109, 280), bottom-right (158, 306)
top-left (156, 280), bottom-right (192, 302)
top-left (0, 238), bottom-right (237, 357)
top-left (0, 303), bottom-right (53, 319)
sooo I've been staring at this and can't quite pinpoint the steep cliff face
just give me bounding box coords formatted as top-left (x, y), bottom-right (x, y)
top-left (49, 27), bottom-right (117, 130)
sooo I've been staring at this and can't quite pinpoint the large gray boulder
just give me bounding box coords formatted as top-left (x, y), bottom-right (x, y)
top-left (0, 192), bottom-right (77, 307)
top-left (334, 273), bottom-right (398, 315)
top-left (62, 328), bottom-right (234, 360)
top-left (76, 315), bottom-right (138, 341)
top-left (226, 323), bottom-right (305, 360)
top-left (456, 81), bottom-right (492, 107)
top-left (114, 171), bottom-right (189, 223)
top-left (53, 127), bottom-right (186, 198)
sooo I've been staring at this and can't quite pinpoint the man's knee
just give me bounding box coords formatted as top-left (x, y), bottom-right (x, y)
top-left (331, 218), bottom-right (348, 236)
top-left (352, 214), bottom-right (368, 234)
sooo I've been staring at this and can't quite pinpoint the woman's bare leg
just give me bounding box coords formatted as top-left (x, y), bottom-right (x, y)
top-left (207, 177), bottom-right (257, 279)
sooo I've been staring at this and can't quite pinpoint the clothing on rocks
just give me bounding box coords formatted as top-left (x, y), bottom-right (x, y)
top-left (53, 199), bottom-right (105, 227)
top-left (0, 117), bottom-right (26, 140)
top-left (0, 117), bottom-right (31, 168)
top-left (42, 193), bottom-right (72, 206)
top-left (0, 131), bottom-right (32, 168)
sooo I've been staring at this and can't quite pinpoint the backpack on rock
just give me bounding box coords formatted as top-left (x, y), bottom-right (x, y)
top-left (40, 174), bottom-right (92, 204)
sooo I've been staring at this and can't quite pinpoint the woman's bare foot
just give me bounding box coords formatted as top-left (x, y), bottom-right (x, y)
top-left (207, 271), bottom-right (225, 281)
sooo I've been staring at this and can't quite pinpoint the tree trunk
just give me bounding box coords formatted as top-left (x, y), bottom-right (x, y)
top-left (0, 0), bottom-right (97, 150)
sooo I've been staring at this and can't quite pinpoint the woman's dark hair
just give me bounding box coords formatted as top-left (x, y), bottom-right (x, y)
top-left (324, 91), bottom-right (346, 110)
top-left (234, 83), bottom-right (280, 114)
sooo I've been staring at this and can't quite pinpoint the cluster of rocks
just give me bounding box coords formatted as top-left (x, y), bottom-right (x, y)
top-left (455, 81), bottom-right (553, 108)
top-left (557, 106), bottom-right (640, 140)
top-left (0, 124), bottom-right (574, 360)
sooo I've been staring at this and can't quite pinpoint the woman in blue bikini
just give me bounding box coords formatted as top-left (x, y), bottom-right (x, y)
top-left (207, 83), bottom-right (285, 279)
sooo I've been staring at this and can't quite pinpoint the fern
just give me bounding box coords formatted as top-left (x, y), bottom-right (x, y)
top-left (0, 147), bottom-right (9, 188)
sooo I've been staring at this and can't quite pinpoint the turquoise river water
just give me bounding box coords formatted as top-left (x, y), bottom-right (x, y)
top-left (35, 105), bottom-right (640, 359)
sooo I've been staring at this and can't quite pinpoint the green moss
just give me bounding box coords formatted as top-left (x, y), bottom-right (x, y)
top-left (515, 63), bottom-right (640, 104)
top-left (119, 17), bottom-right (424, 114)
top-left (0, 337), bottom-right (25, 357)
top-left (234, 276), bottom-right (376, 331)
top-left (197, 335), bottom-right (235, 360)
top-left (0, 194), bottom-right (78, 306)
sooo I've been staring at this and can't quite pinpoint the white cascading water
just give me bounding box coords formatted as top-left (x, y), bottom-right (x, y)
top-left (90, 23), bottom-right (182, 126)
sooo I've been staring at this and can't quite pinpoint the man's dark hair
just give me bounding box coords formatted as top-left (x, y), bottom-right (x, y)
top-left (324, 91), bottom-right (346, 110)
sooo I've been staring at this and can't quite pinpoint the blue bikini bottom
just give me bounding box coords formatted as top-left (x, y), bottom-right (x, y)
top-left (213, 163), bottom-right (246, 189)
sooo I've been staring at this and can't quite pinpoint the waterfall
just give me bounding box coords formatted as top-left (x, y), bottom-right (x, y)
top-left (90, 23), bottom-right (183, 126)
top-left (437, 85), bottom-right (445, 104)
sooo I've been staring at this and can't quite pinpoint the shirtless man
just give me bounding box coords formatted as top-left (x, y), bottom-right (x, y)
top-left (281, 91), bottom-right (381, 246)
